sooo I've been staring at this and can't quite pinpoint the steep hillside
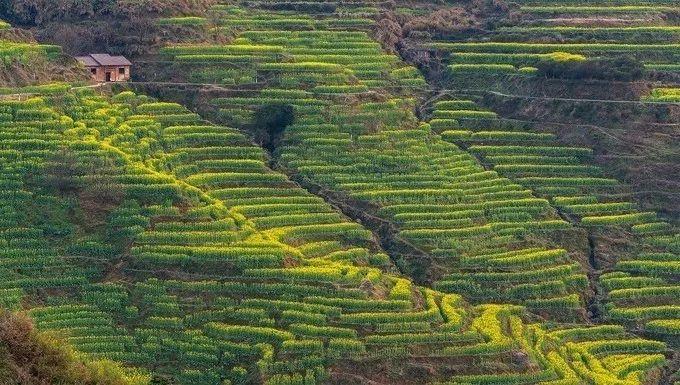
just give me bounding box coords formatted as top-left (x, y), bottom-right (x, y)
top-left (0, 0), bottom-right (677, 384)
top-left (401, 0), bottom-right (680, 221)
top-left (0, 0), bottom-right (216, 57)
top-left (0, 20), bottom-right (86, 86)
top-left (0, 82), bottom-right (670, 385)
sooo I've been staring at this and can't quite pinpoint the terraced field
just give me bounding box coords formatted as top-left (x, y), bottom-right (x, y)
top-left (0, 1), bottom-right (678, 384)
top-left (409, 0), bottom-right (680, 247)
top-left (430, 99), bottom-right (679, 343)
top-left (0, 19), bottom-right (58, 57)
top-left (0, 38), bottom-right (59, 64)
top-left (159, 6), bottom-right (593, 317)
top-left (410, 0), bottom-right (680, 330)
top-left (3, 88), bottom-right (672, 384)
top-left (427, 0), bottom-right (680, 79)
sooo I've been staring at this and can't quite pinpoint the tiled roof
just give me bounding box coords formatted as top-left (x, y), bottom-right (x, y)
top-left (75, 55), bottom-right (99, 67)
top-left (76, 54), bottom-right (132, 67)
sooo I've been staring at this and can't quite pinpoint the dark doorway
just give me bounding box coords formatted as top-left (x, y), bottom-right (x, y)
top-left (105, 72), bottom-right (112, 82)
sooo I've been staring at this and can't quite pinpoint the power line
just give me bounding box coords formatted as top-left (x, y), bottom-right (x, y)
top-left (118, 80), bottom-right (680, 105)
top-left (447, 113), bottom-right (680, 129)
top-left (466, 89), bottom-right (680, 105)
top-left (1, 78), bottom-right (678, 106)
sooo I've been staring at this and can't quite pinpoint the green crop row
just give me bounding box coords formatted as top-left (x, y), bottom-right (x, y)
top-left (448, 51), bottom-right (585, 67)
top-left (157, 17), bottom-right (208, 26)
top-left (434, 41), bottom-right (680, 54)
top-left (521, 5), bottom-right (677, 14)
top-left (449, 64), bottom-right (538, 75)
top-left (643, 88), bottom-right (680, 102)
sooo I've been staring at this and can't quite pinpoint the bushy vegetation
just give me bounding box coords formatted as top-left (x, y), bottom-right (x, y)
top-left (0, 311), bottom-right (148, 385)
top-left (537, 56), bottom-right (644, 81)
top-left (644, 88), bottom-right (680, 102)
top-left (0, 0), bottom-right (216, 25)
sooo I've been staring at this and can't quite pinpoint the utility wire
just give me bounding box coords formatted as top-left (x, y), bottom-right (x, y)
top-left (1, 79), bottom-right (679, 106)
top-left (120, 80), bottom-right (680, 105)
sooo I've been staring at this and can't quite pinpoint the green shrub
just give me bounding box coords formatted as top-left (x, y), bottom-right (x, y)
top-left (449, 64), bottom-right (517, 74)
top-left (537, 55), bottom-right (644, 81)
top-left (157, 17), bottom-right (207, 26)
